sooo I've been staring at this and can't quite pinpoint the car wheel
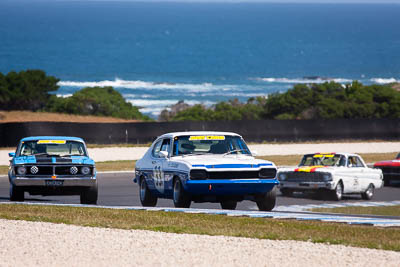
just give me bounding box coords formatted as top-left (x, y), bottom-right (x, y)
top-left (173, 178), bottom-right (191, 208)
top-left (220, 201), bottom-right (237, 210)
top-left (256, 186), bottom-right (276, 211)
top-left (280, 188), bottom-right (293, 197)
top-left (331, 181), bottom-right (343, 201)
top-left (361, 184), bottom-right (374, 200)
top-left (80, 181), bottom-right (98, 205)
top-left (9, 184), bottom-right (24, 202)
top-left (139, 177), bottom-right (157, 207)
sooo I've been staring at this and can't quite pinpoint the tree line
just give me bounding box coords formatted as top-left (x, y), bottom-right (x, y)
top-left (161, 81), bottom-right (400, 121)
top-left (1, 70), bottom-right (399, 122)
top-left (0, 70), bottom-right (150, 121)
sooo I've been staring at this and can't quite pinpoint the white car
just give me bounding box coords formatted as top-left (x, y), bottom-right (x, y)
top-left (134, 131), bottom-right (279, 211)
top-left (277, 153), bottom-right (383, 200)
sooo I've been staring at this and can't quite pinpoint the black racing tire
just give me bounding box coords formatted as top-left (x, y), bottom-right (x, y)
top-left (331, 181), bottom-right (343, 201)
top-left (220, 201), bottom-right (237, 210)
top-left (9, 183), bottom-right (24, 202)
top-left (361, 183), bottom-right (374, 200)
top-left (80, 181), bottom-right (98, 205)
top-left (139, 177), bottom-right (157, 207)
top-left (173, 178), bottom-right (191, 208)
top-left (256, 186), bottom-right (277, 211)
top-left (280, 188), bottom-right (293, 197)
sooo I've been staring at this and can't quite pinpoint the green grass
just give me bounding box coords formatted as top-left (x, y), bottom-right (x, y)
top-left (312, 205), bottom-right (400, 217)
top-left (0, 204), bottom-right (399, 251)
top-left (95, 160), bottom-right (135, 172)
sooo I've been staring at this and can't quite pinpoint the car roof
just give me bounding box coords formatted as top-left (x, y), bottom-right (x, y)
top-left (21, 136), bottom-right (84, 142)
top-left (303, 152), bottom-right (360, 157)
top-left (158, 131), bottom-right (241, 139)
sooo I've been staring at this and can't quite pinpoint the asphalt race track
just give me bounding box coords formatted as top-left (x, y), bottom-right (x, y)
top-left (1, 172), bottom-right (400, 211)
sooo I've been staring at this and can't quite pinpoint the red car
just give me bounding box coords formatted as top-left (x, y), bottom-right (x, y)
top-left (374, 153), bottom-right (400, 186)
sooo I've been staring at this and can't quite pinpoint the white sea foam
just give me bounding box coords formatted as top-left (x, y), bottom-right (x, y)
top-left (255, 77), bottom-right (352, 84)
top-left (56, 94), bottom-right (72, 98)
top-left (370, 78), bottom-right (399, 84)
top-left (130, 99), bottom-right (216, 116)
top-left (58, 78), bottom-right (235, 92)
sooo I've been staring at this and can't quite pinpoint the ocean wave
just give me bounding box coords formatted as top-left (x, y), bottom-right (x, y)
top-left (58, 78), bottom-right (238, 92)
top-left (370, 78), bottom-right (399, 84)
top-left (255, 77), bottom-right (352, 84)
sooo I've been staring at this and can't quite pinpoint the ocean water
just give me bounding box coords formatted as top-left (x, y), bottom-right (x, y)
top-left (0, 1), bottom-right (399, 117)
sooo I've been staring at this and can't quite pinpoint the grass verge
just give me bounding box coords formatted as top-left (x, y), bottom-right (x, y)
top-left (312, 205), bottom-right (400, 217)
top-left (0, 204), bottom-right (400, 251)
top-left (95, 160), bottom-right (135, 172)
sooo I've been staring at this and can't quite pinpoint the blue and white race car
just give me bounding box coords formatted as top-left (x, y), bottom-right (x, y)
top-left (134, 131), bottom-right (278, 211)
top-left (8, 136), bottom-right (97, 204)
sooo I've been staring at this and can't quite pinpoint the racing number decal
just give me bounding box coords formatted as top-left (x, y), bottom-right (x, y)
top-left (153, 164), bottom-right (164, 193)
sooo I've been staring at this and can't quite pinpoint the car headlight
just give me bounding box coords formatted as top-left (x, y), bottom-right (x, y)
top-left (190, 169), bottom-right (208, 180)
top-left (30, 166), bottom-right (39, 174)
top-left (81, 166), bottom-right (91, 175)
top-left (70, 166), bottom-right (78, 175)
top-left (259, 168), bottom-right (277, 178)
top-left (278, 173), bottom-right (287, 181)
top-left (17, 166), bottom-right (27, 175)
top-left (322, 173), bottom-right (332, 181)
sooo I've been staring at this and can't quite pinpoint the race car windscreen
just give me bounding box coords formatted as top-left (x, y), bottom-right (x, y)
top-left (172, 135), bottom-right (251, 156)
top-left (18, 140), bottom-right (87, 157)
top-left (299, 154), bottom-right (345, 167)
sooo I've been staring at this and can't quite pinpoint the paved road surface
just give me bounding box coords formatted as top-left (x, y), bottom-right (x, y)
top-left (1, 173), bottom-right (400, 210)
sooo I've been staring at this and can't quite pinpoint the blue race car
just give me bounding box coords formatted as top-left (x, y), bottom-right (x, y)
top-left (8, 136), bottom-right (97, 204)
top-left (134, 131), bottom-right (278, 211)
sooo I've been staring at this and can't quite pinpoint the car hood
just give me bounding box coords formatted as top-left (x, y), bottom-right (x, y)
top-left (172, 155), bottom-right (275, 170)
top-left (374, 160), bottom-right (400, 167)
top-left (13, 155), bottom-right (95, 165)
top-left (279, 165), bottom-right (336, 173)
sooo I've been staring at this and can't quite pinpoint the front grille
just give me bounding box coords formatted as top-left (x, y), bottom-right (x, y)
top-left (286, 172), bottom-right (324, 182)
top-left (15, 165), bottom-right (93, 176)
top-left (33, 166), bottom-right (53, 175)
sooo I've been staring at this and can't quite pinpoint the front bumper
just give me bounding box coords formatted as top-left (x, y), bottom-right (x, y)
top-left (10, 176), bottom-right (97, 187)
top-left (184, 179), bottom-right (279, 195)
top-left (280, 181), bottom-right (335, 190)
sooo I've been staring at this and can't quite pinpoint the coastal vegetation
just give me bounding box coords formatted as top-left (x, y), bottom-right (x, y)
top-left (0, 70), bottom-right (150, 121)
top-left (161, 82), bottom-right (400, 121)
top-left (1, 70), bottom-right (399, 122)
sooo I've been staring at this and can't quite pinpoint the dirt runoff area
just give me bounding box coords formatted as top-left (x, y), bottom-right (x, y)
top-left (0, 219), bottom-right (399, 267)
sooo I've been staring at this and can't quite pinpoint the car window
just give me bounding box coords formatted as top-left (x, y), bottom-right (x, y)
top-left (19, 140), bottom-right (87, 156)
top-left (299, 154), bottom-right (342, 167)
top-left (160, 139), bottom-right (171, 154)
top-left (152, 139), bottom-right (170, 158)
top-left (355, 156), bottom-right (365, 167)
top-left (152, 140), bottom-right (163, 158)
top-left (348, 156), bottom-right (364, 167)
top-left (172, 135), bottom-right (250, 156)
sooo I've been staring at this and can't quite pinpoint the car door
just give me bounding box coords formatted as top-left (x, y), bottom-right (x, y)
top-left (348, 156), bottom-right (363, 192)
top-left (150, 138), bottom-right (171, 195)
top-left (354, 156), bottom-right (371, 191)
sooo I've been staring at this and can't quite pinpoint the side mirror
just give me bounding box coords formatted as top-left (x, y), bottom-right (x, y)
top-left (159, 151), bottom-right (168, 158)
top-left (251, 150), bottom-right (258, 156)
top-left (8, 152), bottom-right (15, 158)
